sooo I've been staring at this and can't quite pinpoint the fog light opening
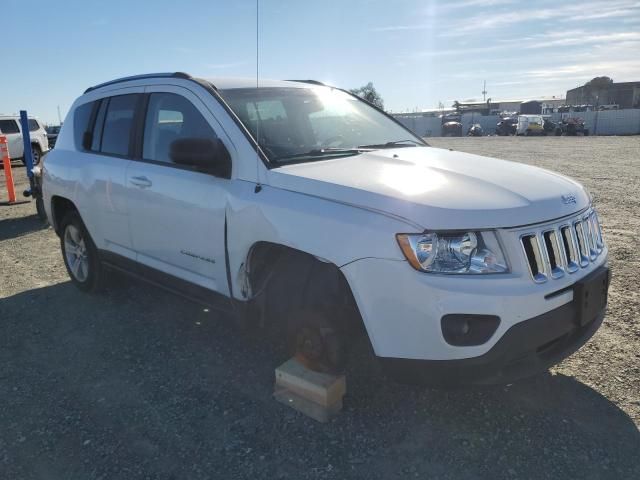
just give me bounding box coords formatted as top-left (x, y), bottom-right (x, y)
top-left (441, 314), bottom-right (500, 346)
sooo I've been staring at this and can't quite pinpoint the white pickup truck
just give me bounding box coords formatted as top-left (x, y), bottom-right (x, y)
top-left (42, 73), bottom-right (610, 385)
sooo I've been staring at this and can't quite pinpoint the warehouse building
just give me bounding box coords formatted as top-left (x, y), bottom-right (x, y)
top-left (446, 96), bottom-right (565, 115)
top-left (566, 81), bottom-right (640, 109)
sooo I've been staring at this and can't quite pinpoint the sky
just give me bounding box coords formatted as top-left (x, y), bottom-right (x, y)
top-left (2, 0), bottom-right (639, 123)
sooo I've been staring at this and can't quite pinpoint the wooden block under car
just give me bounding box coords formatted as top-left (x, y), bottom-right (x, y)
top-left (274, 358), bottom-right (346, 422)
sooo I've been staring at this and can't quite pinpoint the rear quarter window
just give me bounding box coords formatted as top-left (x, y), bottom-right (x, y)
top-left (73, 101), bottom-right (95, 150)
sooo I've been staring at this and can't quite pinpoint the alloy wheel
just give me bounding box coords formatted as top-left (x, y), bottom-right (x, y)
top-left (64, 224), bottom-right (89, 282)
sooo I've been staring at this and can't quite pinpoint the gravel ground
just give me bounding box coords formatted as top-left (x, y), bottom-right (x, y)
top-left (1, 136), bottom-right (639, 479)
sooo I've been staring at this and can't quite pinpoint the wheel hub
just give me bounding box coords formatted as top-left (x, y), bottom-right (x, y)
top-left (296, 327), bottom-right (324, 361)
top-left (64, 225), bottom-right (89, 282)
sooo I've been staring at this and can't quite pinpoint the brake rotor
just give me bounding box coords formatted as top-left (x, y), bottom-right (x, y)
top-left (295, 326), bottom-right (324, 361)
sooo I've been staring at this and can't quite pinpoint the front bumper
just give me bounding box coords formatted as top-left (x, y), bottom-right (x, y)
top-left (379, 271), bottom-right (608, 385)
top-left (341, 249), bottom-right (609, 360)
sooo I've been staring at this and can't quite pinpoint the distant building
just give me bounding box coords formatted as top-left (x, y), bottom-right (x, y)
top-left (566, 81), bottom-right (640, 109)
top-left (391, 97), bottom-right (566, 117)
top-left (447, 96), bottom-right (565, 115)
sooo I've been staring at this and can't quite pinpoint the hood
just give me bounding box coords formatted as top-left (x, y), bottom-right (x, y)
top-left (266, 147), bottom-right (590, 230)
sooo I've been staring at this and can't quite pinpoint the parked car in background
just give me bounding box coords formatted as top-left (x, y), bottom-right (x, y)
top-left (0, 115), bottom-right (49, 165)
top-left (496, 116), bottom-right (517, 136)
top-left (467, 123), bottom-right (483, 136)
top-left (543, 117), bottom-right (557, 135)
top-left (556, 117), bottom-right (589, 136)
top-left (516, 115), bottom-right (545, 136)
top-left (46, 125), bottom-right (62, 148)
top-left (442, 121), bottom-right (463, 137)
top-left (43, 73), bottom-right (610, 385)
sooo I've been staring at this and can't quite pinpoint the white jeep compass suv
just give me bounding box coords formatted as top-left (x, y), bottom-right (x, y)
top-left (42, 73), bottom-right (610, 385)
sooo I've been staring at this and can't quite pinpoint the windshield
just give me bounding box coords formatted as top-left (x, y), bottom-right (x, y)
top-left (219, 86), bottom-right (425, 164)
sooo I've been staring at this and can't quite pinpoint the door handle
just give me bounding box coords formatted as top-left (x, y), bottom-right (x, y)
top-left (130, 176), bottom-right (152, 188)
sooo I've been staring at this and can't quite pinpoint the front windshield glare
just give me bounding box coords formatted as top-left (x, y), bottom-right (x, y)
top-left (219, 86), bottom-right (423, 164)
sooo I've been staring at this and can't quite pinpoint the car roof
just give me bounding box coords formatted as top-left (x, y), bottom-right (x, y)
top-left (83, 72), bottom-right (326, 94)
top-left (205, 77), bottom-right (320, 90)
top-left (0, 115), bottom-right (37, 120)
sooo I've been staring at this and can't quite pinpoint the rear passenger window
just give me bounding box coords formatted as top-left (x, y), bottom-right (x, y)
top-left (74, 102), bottom-right (95, 150)
top-left (100, 94), bottom-right (139, 157)
top-left (0, 119), bottom-right (20, 134)
top-left (28, 119), bottom-right (40, 132)
top-left (143, 93), bottom-right (217, 163)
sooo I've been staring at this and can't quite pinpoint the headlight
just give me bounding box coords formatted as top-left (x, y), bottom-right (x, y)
top-left (396, 231), bottom-right (508, 274)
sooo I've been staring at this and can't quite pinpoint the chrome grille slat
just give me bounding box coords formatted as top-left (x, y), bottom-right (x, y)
top-left (520, 208), bottom-right (605, 283)
top-left (521, 234), bottom-right (547, 283)
top-left (537, 232), bottom-right (553, 278)
top-left (542, 229), bottom-right (564, 279)
top-left (574, 220), bottom-right (590, 267)
top-left (587, 217), bottom-right (598, 260)
top-left (593, 212), bottom-right (604, 248)
top-left (560, 225), bottom-right (580, 273)
top-left (582, 218), bottom-right (593, 259)
top-left (588, 213), bottom-right (602, 254)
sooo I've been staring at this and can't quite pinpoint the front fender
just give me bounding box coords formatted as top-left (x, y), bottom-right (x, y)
top-left (33, 138), bottom-right (49, 152)
top-left (226, 182), bottom-right (413, 299)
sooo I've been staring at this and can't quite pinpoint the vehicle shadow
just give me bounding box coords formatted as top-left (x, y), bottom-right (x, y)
top-left (0, 213), bottom-right (48, 241)
top-left (1, 280), bottom-right (638, 479)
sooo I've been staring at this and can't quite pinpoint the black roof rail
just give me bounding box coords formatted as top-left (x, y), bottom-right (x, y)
top-left (84, 72), bottom-right (193, 94)
top-left (286, 79), bottom-right (326, 86)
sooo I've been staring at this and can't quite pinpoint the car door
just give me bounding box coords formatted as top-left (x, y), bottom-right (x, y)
top-left (72, 89), bottom-right (143, 260)
top-left (125, 86), bottom-right (232, 295)
top-left (0, 119), bottom-right (24, 159)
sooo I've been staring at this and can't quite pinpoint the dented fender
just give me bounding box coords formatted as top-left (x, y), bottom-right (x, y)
top-left (225, 181), bottom-right (415, 300)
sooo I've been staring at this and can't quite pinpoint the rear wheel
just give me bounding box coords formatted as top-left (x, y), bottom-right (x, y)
top-left (60, 211), bottom-right (104, 292)
top-left (35, 197), bottom-right (47, 221)
top-left (32, 145), bottom-right (42, 166)
top-left (21, 145), bottom-right (43, 167)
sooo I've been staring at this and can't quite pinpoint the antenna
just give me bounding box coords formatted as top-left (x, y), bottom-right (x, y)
top-left (482, 80), bottom-right (487, 102)
top-left (254, 0), bottom-right (262, 193)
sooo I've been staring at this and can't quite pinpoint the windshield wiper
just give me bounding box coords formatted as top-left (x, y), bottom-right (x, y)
top-left (274, 148), bottom-right (368, 162)
top-left (358, 139), bottom-right (424, 149)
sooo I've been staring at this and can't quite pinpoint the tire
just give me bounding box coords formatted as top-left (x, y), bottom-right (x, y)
top-left (60, 211), bottom-right (104, 292)
top-left (35, 197), bottom-right (47, 221)
top-left (20, 145), bottom-right (42, 167)
top-left (287, 308), bottom-right (348, 374)
top-left (31, 145), bottom-right (43, 166)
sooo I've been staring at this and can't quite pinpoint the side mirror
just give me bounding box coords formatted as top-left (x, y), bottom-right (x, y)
top-left (169, 138), bottom-right (231, 178)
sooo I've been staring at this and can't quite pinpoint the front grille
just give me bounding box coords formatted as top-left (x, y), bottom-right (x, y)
top-left (520, 209), bottom-right (604, 283)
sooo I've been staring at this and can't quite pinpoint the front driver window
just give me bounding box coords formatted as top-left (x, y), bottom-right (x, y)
top-left (143, 93), bottom-right (218, 163)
